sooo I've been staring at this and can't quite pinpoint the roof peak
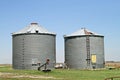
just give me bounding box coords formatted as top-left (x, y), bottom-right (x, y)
top-left (64, 28), bottom-right (102, 37)
top-left (12, 23), bottom-right (56, 35)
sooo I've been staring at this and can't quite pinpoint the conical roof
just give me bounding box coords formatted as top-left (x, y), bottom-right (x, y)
top-left (64, 28), bottom-right (102, 37)
top-left (12, 23), bottom-right (56, 35)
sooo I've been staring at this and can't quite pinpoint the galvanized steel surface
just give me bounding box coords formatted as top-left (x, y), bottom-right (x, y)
top-left (12, 33), bottom-right (56, 70)
top-left (12, 23), bottom-right (56, 70)
top-left (64, 35), bottom-right (104, 69)
top-left (12, 23), bottom-right (55, 35)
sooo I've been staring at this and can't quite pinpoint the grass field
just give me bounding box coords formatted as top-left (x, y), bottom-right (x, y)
top-left (0, 65), bottom-right (120, 80)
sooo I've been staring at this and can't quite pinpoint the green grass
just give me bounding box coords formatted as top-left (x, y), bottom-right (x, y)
top-left (0, 65), bottom-right (120, 80)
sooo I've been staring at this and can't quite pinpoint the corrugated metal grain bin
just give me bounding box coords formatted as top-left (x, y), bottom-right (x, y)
top-left (12, 23), bottom-right (56, 70)
top-left (64, 28), bottom-right (105, 69)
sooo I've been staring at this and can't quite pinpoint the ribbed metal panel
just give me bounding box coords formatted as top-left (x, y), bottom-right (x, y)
top-left (12, 33), bottom-right (56, 70)
top-left (64, 35), bottom-right (104, 69)
top-left (90, 36), bottom-right (105, 68)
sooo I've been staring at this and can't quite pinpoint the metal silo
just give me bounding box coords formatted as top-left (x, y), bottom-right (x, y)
top-left (12, 23), bottom-right (56, 70)
top-left (64, 28), bottom-right (104, 69)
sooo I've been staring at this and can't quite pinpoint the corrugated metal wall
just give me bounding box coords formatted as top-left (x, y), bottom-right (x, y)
top-left (64, 35), bottom-right (104, 69)
top-left (90, 36), bottom-right (105, 68)
top-left (12, 34), bottom-right (56, 70)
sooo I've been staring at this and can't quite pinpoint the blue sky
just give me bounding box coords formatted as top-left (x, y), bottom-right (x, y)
top-left (0, 0), bottom-right (120, 64)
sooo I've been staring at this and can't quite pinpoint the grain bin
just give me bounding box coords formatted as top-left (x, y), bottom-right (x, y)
top-left (64, 28), bottom-right (104, 69)
top-left (12, 23), bottom-right (56, 70)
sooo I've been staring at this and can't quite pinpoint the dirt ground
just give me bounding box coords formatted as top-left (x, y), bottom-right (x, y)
top-left (0, 72), bottom-right (57, 79)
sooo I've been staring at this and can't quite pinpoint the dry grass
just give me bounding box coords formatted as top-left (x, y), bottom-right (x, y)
top-left (0, 64), bottom-right (11, 68)
top-left (105, 62), bottom-right (120, 68)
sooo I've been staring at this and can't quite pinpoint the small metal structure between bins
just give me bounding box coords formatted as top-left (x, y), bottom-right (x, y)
top-left (38, 59), bottom-right (51, 72)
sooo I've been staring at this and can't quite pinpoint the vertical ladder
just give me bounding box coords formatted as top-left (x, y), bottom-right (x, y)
top-left (86, 36), bottom-right (91, 68)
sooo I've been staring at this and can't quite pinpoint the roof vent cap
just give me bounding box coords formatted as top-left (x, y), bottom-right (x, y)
top-left (31, 23), bottom-right (38, 25)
